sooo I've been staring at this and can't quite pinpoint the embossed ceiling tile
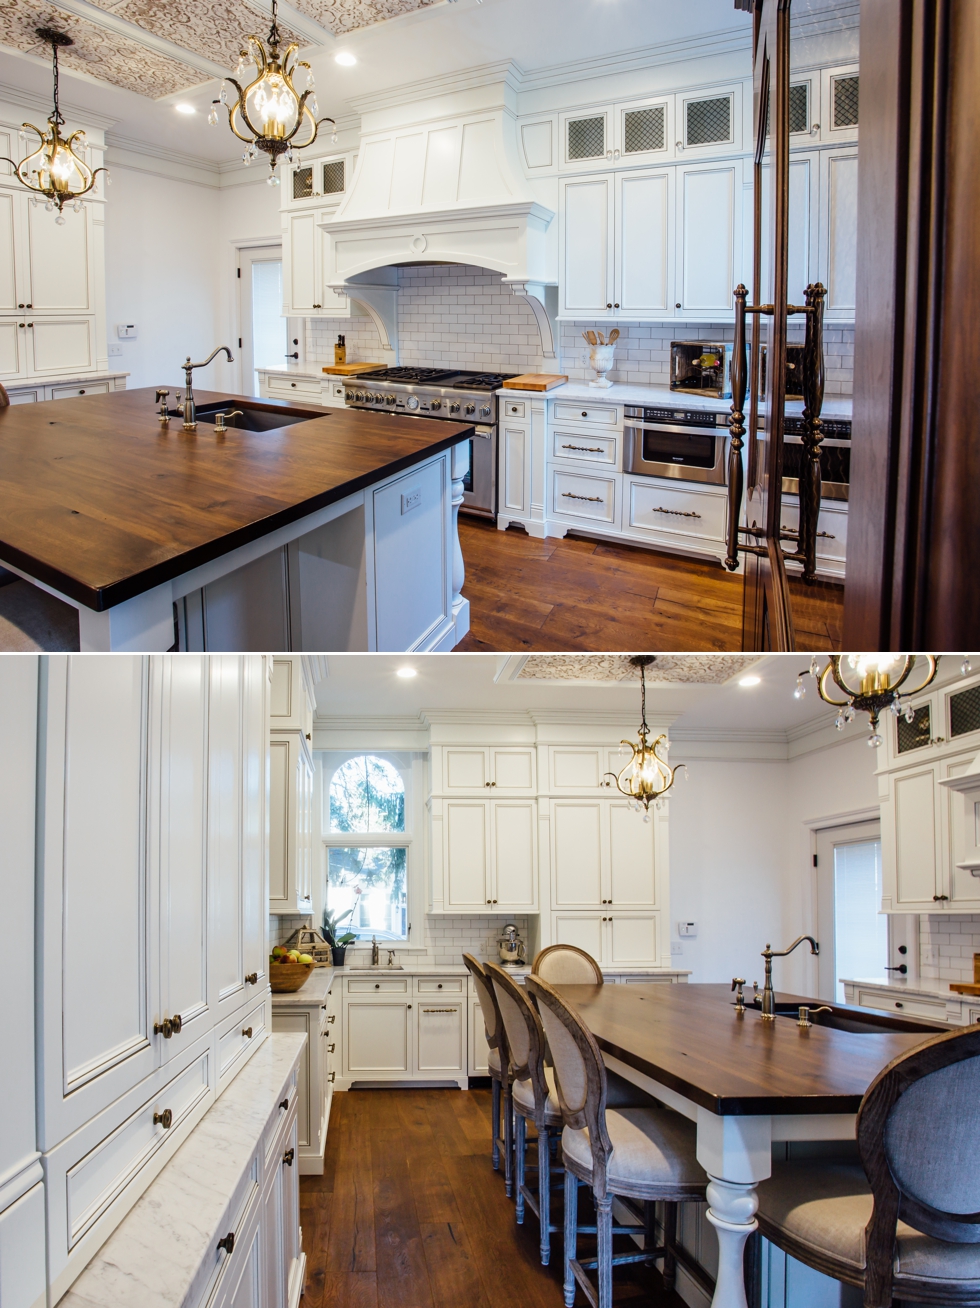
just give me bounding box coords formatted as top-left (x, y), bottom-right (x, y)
top-left (292, 0), bottom-right (440, 36)
top-left (517, 655), bottom-right (760, 684)
top-left (0, 2), bottom-right (204, 97)
top-left (92, 0), bottom-right (301, 70)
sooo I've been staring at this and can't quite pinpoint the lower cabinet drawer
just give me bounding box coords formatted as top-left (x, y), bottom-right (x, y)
top-left (262, 1065), bottom-right (299, 1164)
top-left (7, 389), bottom-right (42, 404)
top-left (627, 479), bottom-right (727, 542)
top-left (50, 381), bottom-right (111, 400)
top-left (416, 978), bottom-right (463, 994)
top-left (218, 998), bottom-right (268, 1084)
top-left (552, 469), bottom-right (619, 526)
top-left (266, 377), bottom-right (321, 402)
top-left (778, 498), bottom-right (848, 563)
top-left (190, 1155), bottom-right (261, 1308)
top-left (553, 401), bottom-right (618, 425)
top-left (347, 977), bottom-right (409, 994)
top-left (552, 429), bottom-right (618, 466)
top-left (856, 990), bottom-right (950, 1022)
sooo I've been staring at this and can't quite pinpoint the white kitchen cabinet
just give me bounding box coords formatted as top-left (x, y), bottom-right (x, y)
top-left (500, 420), bottom-right (531, 521)
top-left (468, 995), bottom-right (491, 1076)
top-left (550, 799), bottom-right (661, 909)
top-left (416, 999), bottom-right (465, 1076)
top-left (26, 202), bottom-right (93, 313)
top-left (269, 656), bottom-right (315, 738)
top-left (675, 159), bottom-right (740, 318)
top-left (25, 316), bottom-right (97, 376)
top-left (819, 146), bottom-right (859, 320)
top-left (282, 208), bottom-right (350, 318)
top-left (625, 477), bottom-right (729, 563)
top-left (547, 746), bottom-right (626, 792)
top-left (271, 991), bottom-right (335, 1175)
top-left (819, 65), bottom-right (860, 145)
top-left (560, 174), bottom-right (614, 317)
top-left (441, 798), bottom-right (538, 912)
top-left (552, 911), bottom-right (662, 967)
top-left (880, 764), bottom-right (942, 911)
top-left (268, 732), bottom-right (314, 914)
top-left (337, 973), bottom-right (470, 1089)
top-left (283, 152), bottom-right (350, 209)
top-left (343, 999), bottom-right (413, 1077)
top-left (373, 457), bottom-right (451, 651)
top-left (0, 1185), bottom-right (46, 1308)
top-left (440, 746), bottom-right (536, 793)
top-left (758, 152), bottom-right (817, 308)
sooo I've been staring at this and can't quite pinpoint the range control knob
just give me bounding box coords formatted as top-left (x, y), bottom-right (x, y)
top-left (407, 395), bottom-right (420, 411)
top-left (345, 390), bottom-right (354, 402)
top-left (354, 391), bottom-right (364, 402)
top-left (465, 403), bottom-right (475, 415)
top-left (449, 402), bottom-right (460, 414)
top-left (479, 405), bottom-right (491, 418)
top-left (430, 399), bottom-right (441, 411)
top-left (386, 394), bottom-right (396, 405)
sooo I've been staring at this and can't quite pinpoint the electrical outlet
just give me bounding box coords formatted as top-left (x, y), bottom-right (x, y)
top-left (677, 921), bottom-right (698, 938)
top-left (401, 487), bottom-right (421, 514)
top-left (107, 343), bottom-right (123, 357)
top-left (670, 941), bottom-right (683, 956)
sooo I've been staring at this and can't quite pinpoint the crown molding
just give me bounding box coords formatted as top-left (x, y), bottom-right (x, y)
top-left (346, 57), bottom-right (522, 116)
top-left (0, 75), bottom-right (118, 131)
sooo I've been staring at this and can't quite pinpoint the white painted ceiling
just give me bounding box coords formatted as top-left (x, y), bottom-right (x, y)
top-left (312, 652), bottom-right (842, 736)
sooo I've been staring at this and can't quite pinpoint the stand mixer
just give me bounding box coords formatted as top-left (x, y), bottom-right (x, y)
top-left (496, 923), bottom-right (527, 967)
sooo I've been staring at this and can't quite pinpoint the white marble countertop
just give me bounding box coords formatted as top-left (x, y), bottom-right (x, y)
top-left (498, 378), bottom-right (853, 419)
top-left (841, 976), bottom-right (976, 1002)
top-left (270, 967), bottom-right (337, 1005)
top-left (61, 1032), bottom-right (306, 1308)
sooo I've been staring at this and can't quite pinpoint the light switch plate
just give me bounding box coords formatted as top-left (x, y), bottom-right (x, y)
top-left (107, 343), bottom-right (123, 357)
top-left (670, 941), bottom-right (683, 956)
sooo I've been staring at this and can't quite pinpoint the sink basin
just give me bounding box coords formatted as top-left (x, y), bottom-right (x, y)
top-left (354, 965), bottom-right (405, 971)
top-left (734, 999), bottom-right (945, 1034)
top-left (180, 400), bottom-right (324, 432)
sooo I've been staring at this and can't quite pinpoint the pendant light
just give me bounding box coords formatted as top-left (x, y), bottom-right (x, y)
top-left (605, 656), bottom-right (686, 817)
top-left (211, 0), bottom-right (336, 185)
top-left (794, 655), bottom-right (939, 746)
top-left (0, 29), bottom-right (107, 222)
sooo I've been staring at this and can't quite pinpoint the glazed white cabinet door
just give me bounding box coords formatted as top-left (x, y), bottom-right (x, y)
top-left (560, 174), bottom-right (614, 317)
top-left (343, 1002), bottom-right (412, 1076)
top-left (444, 801), bottom-right (490, 909)
top-left (241, 655), bottom-right (269, 991)
top-left (551, 801), bottom-right (604, 907)
top-left (0, 318), bottom-right (23, 380)
top-left (616, 167), bottom-right (673, 316)
top-left (943, 756), bottom-right (980, 910)
top-left (675, 160), bottom-right (740, 317)
top-left (0, 1183), bottom-right (47, 1308)
top-left (27, 318), bottom-right (96, 377)
top-left (551, 912), bottom-right (604, 961)
top-left (0, 189), bottom-right (18, 313)
top-left (820, 147), bottom-right (858, 320)
top-left (881, 765), bottom-right (942, 911)
top-left (606, 913), bottom-right (660, 967)
top-left (268, 732), bottom-right (313, 915)
top-left (468, 995), bottom-right (490, 1076)
top-left (500, 422), bottom-right (530, 519)
top-left (373, 457), bottom-right (449, 652)
top-left (284, 211), bottom-right (317, 315)
top-left (758, 153), bottom-right (816, 307)
top-left (209, 656), bottom-right (249, 1022)
top-left (416, 1000), bottom-right (465, 1074)
top-left (607, 803), bottom-right (658, 908)
top-left (37, 655), bottom-right (155, 1150)
top-left (281, 1115), bottom-right (303, 1307)
top-left (491, 801), bottom-right (537, 911)
top-left (27, 202), bottom-right (92, 312)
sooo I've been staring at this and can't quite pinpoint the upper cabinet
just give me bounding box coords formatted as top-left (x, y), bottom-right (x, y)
top-left (675, 160), bottom-right (741, 318)
top-left (437, 746), bottom-right (537, 793)
top-left (269, 657), bottom-right (315, 915)
top-left (269, 656), bottom-right (315, 739)
top-left (282, 208), bottom-right (351, 318)
top-left (283, 152), bottom-right (352, 210)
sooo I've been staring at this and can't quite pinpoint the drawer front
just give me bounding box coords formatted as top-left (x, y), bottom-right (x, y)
top-left (218, 998), bottom-right (268, 1080)
top-left (553, 469), bottom-right (618, 525)
top-left (969, 1007), bottom-right (980, 1024)
top-left (416, 978), bottom-right (464, 994)
top-left (8, 389), bottom-right (41, 404)
top-left (856, 990), bottom-right (950, 1022)
top-left (50, 381), bottom-right (111, 400)
top-left (628, 479), bottom-right (727, 542)
top-left (266, 376), bottom-right (321, 401)
top-left (64, 1051), bottom-right (211, 1250)
top-left (262, 1065), bottom-right (299, 1164)
top-left (553, 430), bottom-right (618, 466)
top-left (553, 401), bottom-right (618, 426)
top-left (779, 500), bottom-right (848, 562)
top-left (502, 399), bottom-right (526, 418)
top-left (190, 1154), bottom-right (261, 1308)
top-left (347, 977), bottom-right (409, 994)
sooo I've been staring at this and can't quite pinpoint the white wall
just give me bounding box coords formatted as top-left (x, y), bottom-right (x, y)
top-left (669, 735), bottom-right (879, 992)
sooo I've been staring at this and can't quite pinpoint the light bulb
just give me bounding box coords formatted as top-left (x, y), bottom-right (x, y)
top-left (848, 654), bottom-right (899, 679)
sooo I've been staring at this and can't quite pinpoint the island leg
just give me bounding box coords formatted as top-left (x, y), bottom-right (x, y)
top-left (77, 582), bottom-right (176, 652)
top-left (695, 1110), bottom-right (771, 1308)
top-left (450, 441), bottom-right (470, 643)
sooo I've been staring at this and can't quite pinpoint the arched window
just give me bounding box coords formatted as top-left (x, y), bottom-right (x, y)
top-left (324, 754), bottom-right (408, 943)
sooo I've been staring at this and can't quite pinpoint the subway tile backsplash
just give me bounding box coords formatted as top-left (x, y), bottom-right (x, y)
top-left (919, 913), bottom-right (980, 985)
top-left (304, 263), bottom-right (854, 396)
top-left (270, 910), bottom-right (528, 967)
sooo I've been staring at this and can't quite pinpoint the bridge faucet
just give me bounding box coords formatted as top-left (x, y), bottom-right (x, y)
top-left (759, 935), bottom-right (819, 1020)
top-left (180, 345), bottom-right (234, 431)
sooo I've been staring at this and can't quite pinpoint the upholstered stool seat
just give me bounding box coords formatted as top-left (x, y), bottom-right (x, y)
top-left (758, 1160), bottom-right (980, 1291)
top-left (562, 1106), bottom-right (704, 1199)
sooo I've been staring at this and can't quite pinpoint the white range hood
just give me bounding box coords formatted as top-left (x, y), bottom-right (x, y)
top-left (321, 63), bottom-right (558, 361)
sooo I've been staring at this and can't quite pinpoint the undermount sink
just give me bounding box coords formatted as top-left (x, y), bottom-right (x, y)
top-left (181, 400), bottom-right (324, 432)
top-left (354, 965), bottom-right (405, 971)
top-left (734, 999), bottom-right (942, 1034)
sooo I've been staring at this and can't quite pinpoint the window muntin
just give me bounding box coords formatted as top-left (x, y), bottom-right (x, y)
top-left (329, 754), bottom-right (405, 833)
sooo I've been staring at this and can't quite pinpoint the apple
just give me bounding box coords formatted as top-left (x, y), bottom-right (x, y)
top-left (298, 953), bottom-right (313, 964)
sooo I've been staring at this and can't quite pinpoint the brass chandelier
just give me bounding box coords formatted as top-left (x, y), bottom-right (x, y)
top-left (211, 0), bottom-right (336, 185)
top-left (605, 656), bottom-right (686, 817)
top-left (1, 29), bottom-right (107, 221)
top-left (795, 655), bottom-right (939, 747)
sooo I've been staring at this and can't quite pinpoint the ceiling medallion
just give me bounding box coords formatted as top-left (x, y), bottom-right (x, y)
top-left (1, 28), bottom-right (107, 221)
top-left (605, 656), bottom-right (687, 818)
top-left (211, 0), bottom-right (337, 185)
top-left (796, 655), bottom-right (939, 746)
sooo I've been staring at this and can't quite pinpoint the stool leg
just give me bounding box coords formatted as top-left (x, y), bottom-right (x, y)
top-left (503, 1081), bottom-right (514, 1198)
top-left (662, 1201), bottom-right (678, 1292)
top-left (515, 1114), bottom-right (526, 1224)
top-left (491, 1075), bottom-right (501, 1170)
top-left (596, 1193), bottom-right (613, 1308)
top-left (563, 1169), bottom-right (578, 1308)
top-left (538, 1124), bottom-right (551, 1265)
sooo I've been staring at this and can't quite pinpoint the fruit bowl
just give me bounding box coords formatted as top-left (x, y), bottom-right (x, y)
top-left (269, 962), bottom-right (315, 993)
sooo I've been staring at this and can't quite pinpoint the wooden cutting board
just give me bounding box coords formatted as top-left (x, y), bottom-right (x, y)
top-left (949, 982), bottom-right (980, 995)
top-left (502, 373), bottom-right (568, 391)
top-left (322, 362), bottom-right (387, 375)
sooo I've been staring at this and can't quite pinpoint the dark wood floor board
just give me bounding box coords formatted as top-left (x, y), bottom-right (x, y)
top-left (371, 1115), bottom-right (434, 1306)
top-left (420, 1221), bottom-right (493, 1308)
top-left (325, 1095), bottom-right (378, 1275)
top-left (446, 1084), bottom-right (498, 1149)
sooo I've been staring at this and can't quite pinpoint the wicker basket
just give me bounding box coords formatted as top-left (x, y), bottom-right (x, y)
top-left (269, 962), bottom-right (315, 993)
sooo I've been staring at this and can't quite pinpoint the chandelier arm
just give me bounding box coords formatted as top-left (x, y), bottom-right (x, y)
top-left (891, 654), bottom-right (938, 697)
top-left (817, 662), bottom-right (852, 708)
top-left (246, 37), bottom-right (268, 76)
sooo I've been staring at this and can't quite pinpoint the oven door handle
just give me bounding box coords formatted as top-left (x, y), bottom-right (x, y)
top-left (624, 421), bottom-right (727, 437)
top-left (471, 427), bottom-right (493, 439)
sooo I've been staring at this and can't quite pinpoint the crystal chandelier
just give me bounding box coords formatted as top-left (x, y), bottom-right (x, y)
top-left (794, 655), bottom-right (939, 746)
top-left (211, 0), bottom-right (336, 185)
top-left (0, 29), bottom-right (107, 222)
top-left (605, 656), bottom-right (686, 817)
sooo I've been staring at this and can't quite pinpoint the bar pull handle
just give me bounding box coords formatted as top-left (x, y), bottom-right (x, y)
top-left (725, 283), bottom-right (748, 571)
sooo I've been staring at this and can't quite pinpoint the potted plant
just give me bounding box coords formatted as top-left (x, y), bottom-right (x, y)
top-left (322, 889), bottom-right (360, 966)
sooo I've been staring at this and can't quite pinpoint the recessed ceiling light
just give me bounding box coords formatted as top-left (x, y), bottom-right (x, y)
top-left (739, 675), bottom-right (761, 687)
top-left (335, 52), bottom-right (357, 66)
top-left (174, 103), bottom-right (196, 115)
top-left (396, 666), bottom-right (417, 679)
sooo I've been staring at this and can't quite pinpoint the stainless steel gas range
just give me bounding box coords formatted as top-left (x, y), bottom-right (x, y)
top-left (343, 367), bottom-right (517, 518)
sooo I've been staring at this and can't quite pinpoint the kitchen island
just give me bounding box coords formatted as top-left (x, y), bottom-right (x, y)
top-left (0, 388), bottom-right (474, 651)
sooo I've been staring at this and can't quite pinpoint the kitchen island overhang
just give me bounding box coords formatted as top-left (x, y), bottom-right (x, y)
top-left (0, 389), bottom-right (475, 651)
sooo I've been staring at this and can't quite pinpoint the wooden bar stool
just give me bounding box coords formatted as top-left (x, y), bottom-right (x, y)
top-left (532, 944), bottom-right (603, 985)
top-left (527, 973), bottom-right (707, 1308)
top-left (462, 952), bottom-right (513, 1194)
top-left (756, 1024), bottom-right (980, 1308)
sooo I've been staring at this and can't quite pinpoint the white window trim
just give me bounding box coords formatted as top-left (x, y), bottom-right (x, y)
top-left (316, 750), bottom-right (429, 955)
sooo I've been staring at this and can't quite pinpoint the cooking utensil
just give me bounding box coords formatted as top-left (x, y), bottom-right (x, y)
top-left (608, 328), bottom-right (620, 344)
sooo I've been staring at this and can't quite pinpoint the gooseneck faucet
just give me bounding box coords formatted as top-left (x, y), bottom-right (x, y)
top-left (180, 345), bottom-right (234, 431)
top-left (371, 936), bottom-right (379, 966)
top-left (759, 935), bottom-right (819, 1020)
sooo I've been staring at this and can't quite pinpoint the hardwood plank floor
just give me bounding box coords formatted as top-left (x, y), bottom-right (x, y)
top-left (302, 1088), bottom-right (688, 1308)
top-left (456, 517), bottom-right (844, 653)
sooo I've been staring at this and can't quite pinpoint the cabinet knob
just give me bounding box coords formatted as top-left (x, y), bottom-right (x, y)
top-left (328, 1071), bottom-right (336, 1083)
top-left (242, 1026), bottom-right (253, 1038)
top-left (283, 1148), bottom-right (295, 1166)
top-left (279, 1098), bottom-right (289, 1111)
top-left (375, 983), bottom-right (380, 989)
top-left (327, 1013), bottom-right (335, 1023)
top-left (153, 1108), bottom-right (173, 1130)
top-left (606, 303), bottom-right (612, 309)
top-left (675, 302), bottom-right (682, 309)
top-left (79, 389), bottom-right (85, 395)
top-left (245, 972), bottom-right (258, 984)
top-left (217, 1232), bottom-right (235, 1255)
top-left (154, 1014), bottom-right (181, 1038)
top-left (327, 1042), bottom-right (335, 1053)
top-left (438, 983), bottom-right (443, 989)
top-left (306, 733), bottom-right (311, 740)
top-left (895, 1001), bottom-right (904, 1009)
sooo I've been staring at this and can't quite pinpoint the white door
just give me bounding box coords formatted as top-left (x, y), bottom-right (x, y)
top-left (209, 656), bottom-right (247, 1021)
top-left (606, 913), bottom-right (660, 967)
top-left (608, 803), bottom-right (658, 907)
top-left (676, 161), bottom-right (740, 317)
top-left (416, 1000), bottom-right (464, 1073)
top-left (344, 1002), bottom-right (412, 1075)
top-left (820, 148), bottom-right (858, 319)
top-left (238, 245), bottom-right (288, 396)
top-left (616, 168), bottom-right (673, 316)
top-left (561, 174), bottom-right (614, 316)
top-left (444, 801), bottom-right (490, 909)
top-left (27, 202), bottom-right (91, 312)
top-left (814, 820), bottom-right (885, 1001)
top-left (552, 802), bottom-right (604, 907)
top-left (491, 801), bottom-right (537, 910)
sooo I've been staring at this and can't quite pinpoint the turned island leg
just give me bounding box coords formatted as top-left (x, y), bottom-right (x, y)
top-left (450, 441), bottom-right (470, 643)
